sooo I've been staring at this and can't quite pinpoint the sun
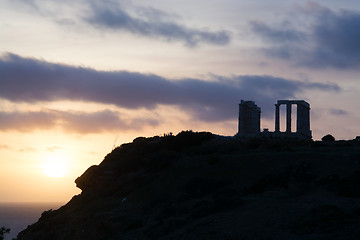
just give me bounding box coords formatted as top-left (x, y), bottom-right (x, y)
top-left (42, 155), bottom-right (69, 178)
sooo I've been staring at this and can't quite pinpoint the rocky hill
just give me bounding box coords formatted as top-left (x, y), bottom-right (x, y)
top-left (18, 131), bottom-right (360, 240)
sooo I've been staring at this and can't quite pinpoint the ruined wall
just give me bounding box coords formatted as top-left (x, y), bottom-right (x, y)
top-left (238, 100), bottom-right (261, 135)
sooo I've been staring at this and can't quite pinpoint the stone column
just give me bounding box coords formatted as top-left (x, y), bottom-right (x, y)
top-left (304, 105), bottom-right (310, 136)
top-left (286, 103), bottom-right (292, 133)
top-left (296, 104), bottom-right (302, 133)
top-left (275, 104), bottom-right (280, 132)
top-left (238, 103), bottom-right (241, 134)
top-left (296, 103), bottom-right (311, 138)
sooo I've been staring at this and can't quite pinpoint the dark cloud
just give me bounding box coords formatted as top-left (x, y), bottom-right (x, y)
top-left (0, 53), bottom-right (340, 123)
top-left (0, 109), bottom-right (159, 133)
top-left (12, 0), bottom-right (230, 47)
top-left (250, 4), bottom-right (360, 69)
top-left (249, 20), bottom-right (306, 43)
top-left (84, 2), bottom-right (230, 47)
top-left (308, 9), bottom-right (360, 69)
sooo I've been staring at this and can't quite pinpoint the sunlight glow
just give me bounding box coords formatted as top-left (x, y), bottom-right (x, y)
top-left (41, 154), bottom-right (69, 178)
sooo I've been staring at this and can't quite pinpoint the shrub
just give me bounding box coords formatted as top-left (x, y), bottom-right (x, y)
top-left (0, 227), bottom-right (10, 240)
top-left (321, 134), bottom-right (335, 141)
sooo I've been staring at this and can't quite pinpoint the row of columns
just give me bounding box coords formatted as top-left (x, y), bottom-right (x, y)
top-left (275, 100), bottom-right (311, 137)
top-left (275, 103), bottom-right (292, 133)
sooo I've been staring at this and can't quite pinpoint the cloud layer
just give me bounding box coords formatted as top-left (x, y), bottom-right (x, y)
top-left (84, 2), bottom-right (230, 47)
top-left (6, 1), bottom-right (360, 68)
top-left (13, 0), bottom-right (230, 47)
top-left (0, 109), bottom-right (159, 133)
top-left (250, 2), bottom-right (360, 69)
top-left (0, 53), bottom-right (340, 133)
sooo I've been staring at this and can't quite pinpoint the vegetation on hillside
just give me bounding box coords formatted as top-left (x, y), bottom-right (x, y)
top-left (0, 227), bottom-right (10, 240)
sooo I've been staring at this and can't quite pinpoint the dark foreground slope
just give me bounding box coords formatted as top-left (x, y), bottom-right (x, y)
top-left (18, 131), bottom-right (360, 240)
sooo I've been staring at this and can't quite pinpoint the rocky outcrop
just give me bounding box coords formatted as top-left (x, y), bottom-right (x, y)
top-left (17, 131), bottom-right (360, 240)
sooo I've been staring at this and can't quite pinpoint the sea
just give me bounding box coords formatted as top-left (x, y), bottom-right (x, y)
top-left (0, 202), bottom-right (64, 240)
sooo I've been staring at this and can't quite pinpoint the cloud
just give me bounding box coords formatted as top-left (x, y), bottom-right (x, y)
top-left (10, 0), bottom-right (230, 47)
top-left (60, 110), bottom-right (159, 134)
top-left (0, 111), bottom-right (57, 132)
top-left (329, 109), bottom-right (348, 116)
top-left (0, 53), bottom-right (340, 123)
top-left (308, 9), bottom-right (360, 69)
top-left (0, 144), bottom-right (11, 150)
top-left (250, 2), bottom-right (360, 69)
top-left (249, 20), bottom-right (306, 43)
top-left (0, 109), bottom-right (159, 133)
top-left (47, 146), bottom-right (62, 152)
top-left (18, 147), bottom-right (36, 152)
top-left (84, 2), bottom-right (230, 47)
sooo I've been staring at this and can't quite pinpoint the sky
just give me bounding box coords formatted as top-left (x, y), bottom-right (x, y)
top-left (0, 0), bottom-right (359, 203)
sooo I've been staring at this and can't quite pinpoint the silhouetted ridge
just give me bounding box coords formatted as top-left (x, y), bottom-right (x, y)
top-left (17, 132), bottom-right (360, 240)
top-left (75, 131), bottom-right (213, 193)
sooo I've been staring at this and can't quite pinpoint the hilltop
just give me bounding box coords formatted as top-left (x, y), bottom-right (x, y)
top-left (18, 131), bottom-right (360, 240)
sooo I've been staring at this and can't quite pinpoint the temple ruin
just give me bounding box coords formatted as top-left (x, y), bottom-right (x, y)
top-left (238, 100), bottom-right (261, 135)
top-left (237, 99), bottom-right (312, 139)
top-left (275, 100), bottom-right (311, 138)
